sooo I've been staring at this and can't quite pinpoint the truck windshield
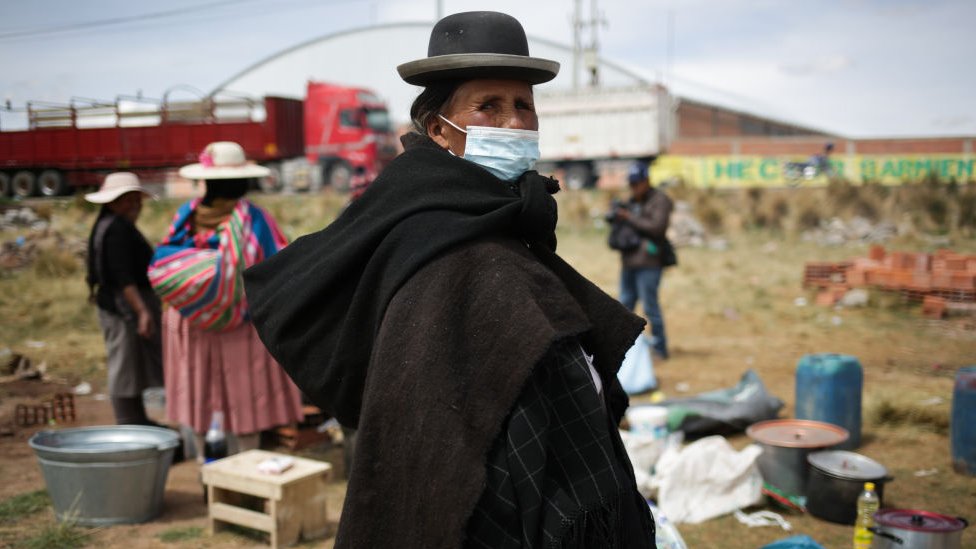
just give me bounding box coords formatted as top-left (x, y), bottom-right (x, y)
top-left (365, 109), bottom-right (391, 132)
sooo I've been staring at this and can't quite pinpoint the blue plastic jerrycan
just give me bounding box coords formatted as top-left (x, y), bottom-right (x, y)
top-left (951, 366), bottom-right (976, 475)
top-left (795, 353), bottom-right (863, 450)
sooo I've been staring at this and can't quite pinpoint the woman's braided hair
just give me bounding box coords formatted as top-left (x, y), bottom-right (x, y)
top-left (408, 80), bottom-right (462, 135)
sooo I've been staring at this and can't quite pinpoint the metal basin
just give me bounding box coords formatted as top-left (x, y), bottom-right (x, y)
top-left (746, 419), bottom-right (849, 497)
top-left (29, 425), bottom-right (179, 525)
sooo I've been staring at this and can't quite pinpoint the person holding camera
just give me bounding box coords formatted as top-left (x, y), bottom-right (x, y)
top-left (609, 161), bottom-right (675, 360)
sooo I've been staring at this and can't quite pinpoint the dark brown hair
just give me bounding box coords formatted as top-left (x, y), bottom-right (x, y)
top-left (408, 80), bottom-right (462, 135)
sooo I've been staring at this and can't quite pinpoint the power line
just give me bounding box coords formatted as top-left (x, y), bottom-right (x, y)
top-left (0, 0), bottom-right (263, 41)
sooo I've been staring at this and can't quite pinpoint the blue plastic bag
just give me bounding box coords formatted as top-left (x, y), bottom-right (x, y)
top-left (760, 535), bottom-right (825, 549)
top-left (618, 333), bottom-right (657, 394)
top-left (647, 500), bottom-right (687, 549)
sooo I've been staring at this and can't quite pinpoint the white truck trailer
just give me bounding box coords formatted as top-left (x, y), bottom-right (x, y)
top-left (535, 84), bottom-right (677, 189)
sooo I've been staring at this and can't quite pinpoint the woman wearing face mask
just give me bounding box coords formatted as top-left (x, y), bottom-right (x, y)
top-left (244, 11), bottom-right (656, 549)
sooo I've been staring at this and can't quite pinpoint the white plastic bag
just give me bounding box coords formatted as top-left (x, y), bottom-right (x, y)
top-left (622, 430), bottom-right (684, 499)
top-left (617, 333), bottom-right (657, 394)
top-left (655, 436), bottom-right (764, 524)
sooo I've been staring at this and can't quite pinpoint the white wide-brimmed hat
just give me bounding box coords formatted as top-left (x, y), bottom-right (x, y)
top-left (178, 141), bottom-right (271, 181)
top-left (84, 172), bottom-right (156, 204)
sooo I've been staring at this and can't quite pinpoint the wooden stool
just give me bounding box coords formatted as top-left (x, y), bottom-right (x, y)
top-left (201, 449), bottom-right (332, 548)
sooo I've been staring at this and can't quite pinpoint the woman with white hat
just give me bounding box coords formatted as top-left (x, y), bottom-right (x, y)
top-left (85, 172), bottom-right (163, 426)
top-left (245, 12), bottom-right (656, 548)
top-left (148, 141), bottom-right (303, 457)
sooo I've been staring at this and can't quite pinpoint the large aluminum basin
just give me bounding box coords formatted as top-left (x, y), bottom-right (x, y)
top-left (29, 425), bottom-right (179, 526)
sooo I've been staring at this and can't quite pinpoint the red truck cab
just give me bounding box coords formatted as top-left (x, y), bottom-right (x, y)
top-left (303, 81), bottom-right (398, 195)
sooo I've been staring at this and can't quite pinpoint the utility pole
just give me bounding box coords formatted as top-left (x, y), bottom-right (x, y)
top-left (585, 0), bottom-right (603, 87)
top-left (436, 0), bottom-right (443, 20)
top-left (571, 0), bottom-right (605, 89)
top-left (572, 0), bottom-right (582, 91)
top-left (572, 0), bottom-right (607, 89)
top-left (666, 8), bottom-right (675, 89)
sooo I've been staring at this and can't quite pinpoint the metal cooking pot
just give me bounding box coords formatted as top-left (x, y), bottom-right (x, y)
top-left (746, 419), bottom-right (849, 497)
top-left (806, 450), bottom-right (893, 524)
top-left (870, 509), bottom-right (968, 549)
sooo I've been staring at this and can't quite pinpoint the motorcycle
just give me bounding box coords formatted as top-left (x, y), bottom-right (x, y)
top-left (782, 154), bottom-right (834, 186)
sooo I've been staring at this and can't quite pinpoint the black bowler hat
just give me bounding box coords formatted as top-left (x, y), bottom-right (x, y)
top-left (397, 11), bottom-right (560, 86)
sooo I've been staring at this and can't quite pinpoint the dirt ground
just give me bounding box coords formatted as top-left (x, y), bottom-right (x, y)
top-left (3, 318), bottom-right (975, 548)
top-left (0, 378), bottom-right (346, 548)
top-left (2, 193), bottom-right (976, 548)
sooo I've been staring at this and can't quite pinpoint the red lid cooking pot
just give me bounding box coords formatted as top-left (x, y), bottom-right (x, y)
top-left (870, 509), bottom-right (969, 549)
top-left (746, 419), bottom-right (849, 497)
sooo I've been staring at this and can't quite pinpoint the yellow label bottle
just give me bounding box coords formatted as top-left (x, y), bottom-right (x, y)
top-left (853, 481), bottom-right (879, 549)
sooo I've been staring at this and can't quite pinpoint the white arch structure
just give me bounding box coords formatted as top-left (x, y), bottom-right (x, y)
top-left (212, 22), bottom-right (652, 125)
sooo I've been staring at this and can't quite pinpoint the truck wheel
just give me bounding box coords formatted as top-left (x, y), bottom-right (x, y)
top-left (564, 164), bottom-right (593, 190)
top-left (12, 171), bottom-right (38, 198)
top-left (257, 164), bottom-right (282, 193)
top-left (0, 172), bottom-right (11, 197)
top-left (327, 161), bottom-right (352, 192)
top-left (38, 170), bottom-right (68, 197)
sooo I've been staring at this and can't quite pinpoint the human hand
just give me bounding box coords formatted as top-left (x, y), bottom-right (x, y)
top-left (614, 207), bottom-right (631, 222)
top-left (137, 310), bottom-right (156, 339)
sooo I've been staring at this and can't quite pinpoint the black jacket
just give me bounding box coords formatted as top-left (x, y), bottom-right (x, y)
top-left (621, 188), bottom-right (673, 269)
top-left (88, 213), bottom-right (154, 314)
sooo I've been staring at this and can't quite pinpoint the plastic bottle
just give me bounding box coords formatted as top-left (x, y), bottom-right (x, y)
top-left (852, 481), bottom-right (879, 549)
top-left (203, 411), bottom-right (228, 464)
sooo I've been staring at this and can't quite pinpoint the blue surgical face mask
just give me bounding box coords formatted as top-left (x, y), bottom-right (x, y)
top-left (438, 114), bottom-right (541, 181)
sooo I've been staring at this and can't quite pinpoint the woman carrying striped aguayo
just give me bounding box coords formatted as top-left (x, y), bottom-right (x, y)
top-left (148, 141), bottom-right (303, 459)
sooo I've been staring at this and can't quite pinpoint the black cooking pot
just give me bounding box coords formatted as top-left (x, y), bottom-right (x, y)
top-left (805, 450), bottom-right (893, 524)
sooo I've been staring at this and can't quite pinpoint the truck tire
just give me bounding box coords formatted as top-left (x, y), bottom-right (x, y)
top-left (326, 161), bottom-right (352, 192)
top-left (564, 163), bottom-right (594, 190)
top-left (12, 171), bottom-right (38, 198)
top-left (257, 163), bottom-right (283, 193)
top-left (0, 172), bottom-right (11, 197)
top-left (38, 170), bottom-right (68, 197)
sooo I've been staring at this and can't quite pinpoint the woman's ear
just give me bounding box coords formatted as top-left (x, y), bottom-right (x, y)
top-left (427, 117), bottom-right (450, 150)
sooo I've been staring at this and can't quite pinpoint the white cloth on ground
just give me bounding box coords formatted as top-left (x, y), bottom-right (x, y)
top-left (653, 435), bottom-right (764, 524)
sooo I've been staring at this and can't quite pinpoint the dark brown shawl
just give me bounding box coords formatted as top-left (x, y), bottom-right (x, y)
top-left (244, 134), bottom-right (647, 547)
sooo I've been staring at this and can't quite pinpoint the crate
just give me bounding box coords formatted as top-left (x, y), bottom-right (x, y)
top-left (922, 296), bottom-right (947, 319)
top-left (868, 245), bottom-right (886, 262)
top-left (803, 262), bottom-right (850, 289)
top-left (274, 405), bottom-right (332, 451)
top-left (201, 450), bottom-right (332, 548)
top-left (274, 425), bottom-right (332, 451)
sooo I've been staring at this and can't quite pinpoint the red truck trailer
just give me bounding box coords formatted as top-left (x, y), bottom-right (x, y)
top-left (0, 80), bottom-right (398, 198)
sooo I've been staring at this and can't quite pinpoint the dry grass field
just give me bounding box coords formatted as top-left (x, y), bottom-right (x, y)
top-left (1, 182), bottom-right (975, 548)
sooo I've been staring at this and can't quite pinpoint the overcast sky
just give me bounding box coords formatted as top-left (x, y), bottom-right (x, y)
top-left (1, 0), bottom-right (974, 138)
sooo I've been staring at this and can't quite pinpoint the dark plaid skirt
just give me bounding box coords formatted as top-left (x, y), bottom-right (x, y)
top-left (465, 338), bottom-right (656, 548)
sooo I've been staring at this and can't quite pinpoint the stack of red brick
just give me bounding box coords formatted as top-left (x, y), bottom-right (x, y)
top-left (803, 245), bottom-right (976, 318)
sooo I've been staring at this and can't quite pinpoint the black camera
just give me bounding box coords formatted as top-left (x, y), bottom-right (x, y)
top-left (604, 199), bottom-right (626, 222)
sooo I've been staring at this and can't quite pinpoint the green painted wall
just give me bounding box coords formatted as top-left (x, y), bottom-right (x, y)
top-left (651, 154), bottom-right (975, 187)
